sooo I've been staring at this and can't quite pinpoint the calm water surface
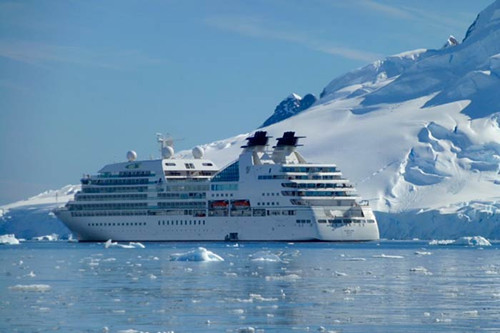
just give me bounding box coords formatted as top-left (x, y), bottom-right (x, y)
top-left (1, 241), bottom-right (499, 333)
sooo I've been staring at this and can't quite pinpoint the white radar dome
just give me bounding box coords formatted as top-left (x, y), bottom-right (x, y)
top-left (161, 146), bottom-right (174, 159)
top-left (126, 150), bottom-right (137, 162)
top-left (192, 146), bottom-right (204, 159)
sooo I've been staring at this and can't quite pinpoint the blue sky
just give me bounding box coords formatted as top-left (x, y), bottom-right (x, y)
top-left (0, 0), bottom-right (493, 204)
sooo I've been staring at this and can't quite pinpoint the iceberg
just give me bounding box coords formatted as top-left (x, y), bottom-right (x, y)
top-left (0, 234), bottom-right (20, 245)
top-left (104, 239), bottom-right (146, 249)
top-left (32, 233), bottom-right (59, 241)
top-left (454, 236), bottom-right (491, 246)
top-left (170, 247), bottom-right (224, 262)
top-left (429, 236), bottom-right (491, 246)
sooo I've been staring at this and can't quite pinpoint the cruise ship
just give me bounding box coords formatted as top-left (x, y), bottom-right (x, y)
top-left (54, 132), bottom-right (379, 241)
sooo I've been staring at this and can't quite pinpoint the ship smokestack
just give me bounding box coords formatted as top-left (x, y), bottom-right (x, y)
top-left (272, 132), bottom-right (306, 164)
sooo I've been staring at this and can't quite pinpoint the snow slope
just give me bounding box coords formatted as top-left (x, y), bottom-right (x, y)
top-left (194, 1), bottom-right (500, 239)
top-left (2, 1), bottom-right (499, 240)
top-left (0, 185), bottom-right (78, 239)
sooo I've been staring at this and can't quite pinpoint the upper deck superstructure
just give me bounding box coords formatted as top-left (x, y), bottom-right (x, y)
top-left (55, 132), bottom-right (379, 241)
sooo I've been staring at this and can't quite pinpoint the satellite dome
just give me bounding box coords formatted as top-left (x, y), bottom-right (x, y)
top-left (192, 146), bottom-right (204, 159)
top-left (126, 150), bottom-right (137, 162)
top-left (161, 146), bottom-right (174, 159)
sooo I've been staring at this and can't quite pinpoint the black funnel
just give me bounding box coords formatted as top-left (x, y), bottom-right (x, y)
top-left (274, 131), bottom-right (304, 147)
top-left (242, 131), bottom-right (271, 148)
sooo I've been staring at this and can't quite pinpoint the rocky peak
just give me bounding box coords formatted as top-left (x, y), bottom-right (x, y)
top-left (442, 35), bottom-right (459, 49)
top-left (260, 93), bottom-right (317, 128)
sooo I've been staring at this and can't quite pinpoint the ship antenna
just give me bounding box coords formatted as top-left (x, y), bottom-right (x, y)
top-left (156, 133), bottom-right (175, 159)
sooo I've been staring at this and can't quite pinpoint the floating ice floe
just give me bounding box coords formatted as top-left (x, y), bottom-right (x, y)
top-left (25, 271), bottom-right (36, 278)
top-left (170, 247), bottom-right (224, 261)
top-left (32, 233), bottom-right (59, 241)
top-left (227, 294), bottom-right (280, 304)
top-left (250, 251), bottom-right (282, 262)
top-left (428, 239), bottom-right (455, 245)
top-left (341, 257), bottom-right (366, 261)
top-left (462, 310), bottom-right (479, 317)
top-left (454, 236), bottom-right (491, 246)
top-left (265, 274), bottom-right (301, 281)
top-left (409, 266), bottom-right (433, 275)
top-left (415, 251), bottom-right (432, 255)
top-left (0, 234), bottom-right (20, 245)
top-left (429, 236), bottom-right (491, 246)
top-left (9, 284), bottom-right (51, 292)
top-left (104, 239), bottom-right (145, 249)
top-left (372, 254), bottom-right (404, 259)
top-left (343, 286), bottom-right (361, 294)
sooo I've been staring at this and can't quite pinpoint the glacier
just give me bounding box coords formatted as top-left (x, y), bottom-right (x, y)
top-left (1, 1), bottom-right (499, 240)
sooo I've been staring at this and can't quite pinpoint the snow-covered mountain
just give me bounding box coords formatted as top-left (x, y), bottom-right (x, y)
top-left (0, 185), bottom-right (78, 239)
top-left (197, 0), bottom-right (500, 239)
top-left (261, 93), bottom-right (317, 127)
top-left (2, 1), bottom-right (499, 240)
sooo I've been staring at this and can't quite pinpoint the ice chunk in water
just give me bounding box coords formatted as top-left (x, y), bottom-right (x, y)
top-left (454, 236), bottom-right (491, 246)
top-left (9, 284), bottom-right (51, 292)
top-left (429, 236), bottom-right (491, 246)
top-left (0, 234), bottom-right (20, 245)
top-left (238, 327), bottom-right (255, 333)
top-left (250, 251), bottom-right (282, 262)
top-left (32, 233), bottom-right (59, 241)
top-left (372, 254), bottom-right (404, 259)
top-left (104, 239), bottom-right (145, 249)
top-left (410, 266), bottom-right (433, 275)
top-left (170, 247), bottom-right (224, 262)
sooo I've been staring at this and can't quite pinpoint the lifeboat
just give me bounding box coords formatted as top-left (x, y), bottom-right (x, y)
top-left (232, 200), bottom-right (250, 208)
top-left (211, 200), bottom-right (229, 208)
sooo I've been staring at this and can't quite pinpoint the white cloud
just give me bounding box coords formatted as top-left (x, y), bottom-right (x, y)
top-left (345, 0), bottom-right (466, 34)
top-left (355, 0), bottom-right (414, 19)
top-left (205, 16), bottom-right (383, 62)
top-left (0, 40), bottom-right (165, 70)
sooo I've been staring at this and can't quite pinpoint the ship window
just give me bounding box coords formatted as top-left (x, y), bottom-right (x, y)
top-left (212, 161), bottom-right (239, 182)
top-left (185, 163), bottom-right (195, 169)
top-left (165, 162), bottom-right (176, 166)
top-left (211, 184), bottom-right (238, 191)
top-left (202, 163), bottom-right (213, 166)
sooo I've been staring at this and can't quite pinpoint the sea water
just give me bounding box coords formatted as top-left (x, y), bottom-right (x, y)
top-left (1, 241), bottom-right (499, 333)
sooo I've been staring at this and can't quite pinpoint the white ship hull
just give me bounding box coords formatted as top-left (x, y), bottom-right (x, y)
top-left (56, 209), bottom-right (379, 242)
